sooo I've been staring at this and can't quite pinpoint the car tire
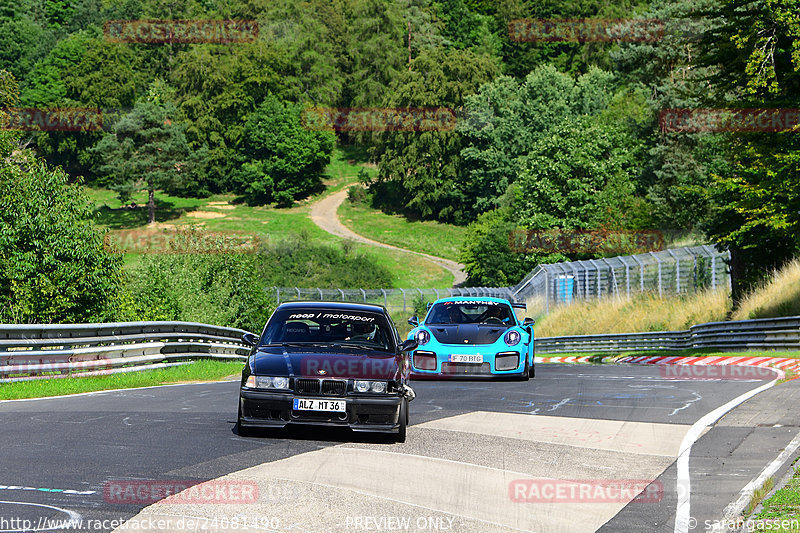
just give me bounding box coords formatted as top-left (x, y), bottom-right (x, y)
top-left (528, 360), bottom-right (535, 379)
top-left (237, 403), bottom-right (254, 437)
top-left (520, 360), bottom-right (531, 381)
top-left (396, 398), bottom-right (408, 443)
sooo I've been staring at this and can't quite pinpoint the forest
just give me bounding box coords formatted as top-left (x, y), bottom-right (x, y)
top-left (1, 0), bottom-right (798, 324)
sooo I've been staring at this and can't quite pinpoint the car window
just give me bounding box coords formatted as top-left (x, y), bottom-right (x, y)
top-left (426, 301), bottom-right (515, 325)
top-left (261, 308), bottom-right (395, 351)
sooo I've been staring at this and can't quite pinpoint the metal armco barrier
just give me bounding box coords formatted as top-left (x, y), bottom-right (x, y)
top-left (535, 316), bottom-right (800, 354)
top-left (0, 321), bottom-right (253, 382)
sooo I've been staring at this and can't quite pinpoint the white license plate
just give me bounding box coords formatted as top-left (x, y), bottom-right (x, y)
top-left (293, 398), bottom-right (346, 412)
top-left (450, 354), bottom-right (482, 363)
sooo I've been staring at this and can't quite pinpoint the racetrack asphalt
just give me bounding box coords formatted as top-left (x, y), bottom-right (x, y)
top-left (1, 363), bottom-right (798, 533)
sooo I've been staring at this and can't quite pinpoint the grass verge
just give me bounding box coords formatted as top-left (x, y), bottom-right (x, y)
top-left (733, 258), bottom-right (800, 320)
top-left (531, 288), bottom-right (731, 337)
top-left (338, 199), bottom-right (467, 263)
top-left (0, 360), bottom-right (244, 400)
top-left (753, 462), bottom-right (800, 531)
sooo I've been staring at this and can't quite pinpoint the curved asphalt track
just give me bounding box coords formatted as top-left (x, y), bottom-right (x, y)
top-left (1, 363), bottom-right (799, 533)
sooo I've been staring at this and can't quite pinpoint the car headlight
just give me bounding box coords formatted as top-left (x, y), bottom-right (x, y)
top-left (271, 377), bottom-right (289, 389)
top-left (415, 329), bottom-right (430, 345)
top-left (244, 376), bottom-right (290, 389)
top-left (354, 380), bottom-right (388, 393)
top-left (504, 330), bottom-right (522, 346)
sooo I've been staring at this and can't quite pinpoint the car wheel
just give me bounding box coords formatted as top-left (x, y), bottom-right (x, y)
top-left (528, 360), bottom-right (535, 379)
top-left (237, 403), bottom-right (253, 437)
top-left (520, 359), bottom-right (531, 381)
top-left (396, 398), bottom-right (408, 443)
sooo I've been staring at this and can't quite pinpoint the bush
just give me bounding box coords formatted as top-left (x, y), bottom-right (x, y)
top-left (347, 184), bottom-right (368, 204)
top-left (257, 233), bottom-right (393, 289)
top-left (0, 148), bottom-right (125, 323)
top-left (121, 251), bottom-right (274, 333)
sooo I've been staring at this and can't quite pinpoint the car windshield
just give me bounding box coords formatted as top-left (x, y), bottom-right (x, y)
top-left (260, 308), bottom-right (394, 351)
top-left (426, 301), bottom-right (515, 326)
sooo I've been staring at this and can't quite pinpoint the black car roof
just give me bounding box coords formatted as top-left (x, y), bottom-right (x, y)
top-left (276, 300), bottom-right (388, 314)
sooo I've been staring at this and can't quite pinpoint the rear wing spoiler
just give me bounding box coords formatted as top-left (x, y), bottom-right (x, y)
top-left (511, 302), bottom-right (527, 310)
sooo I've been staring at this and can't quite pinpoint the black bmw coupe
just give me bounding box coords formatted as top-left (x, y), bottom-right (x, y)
top-left (237, 301), bottom-right (418, 442)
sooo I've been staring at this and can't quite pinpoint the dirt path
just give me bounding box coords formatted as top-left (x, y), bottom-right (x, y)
top-left (309, 189), bottom-right (467, 286)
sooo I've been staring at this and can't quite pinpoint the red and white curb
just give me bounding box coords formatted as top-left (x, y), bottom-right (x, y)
top-left (535, 354), bottom-right (800, 378)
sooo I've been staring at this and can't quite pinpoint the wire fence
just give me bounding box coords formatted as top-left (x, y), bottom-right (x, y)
top-left (270, 245), bottom-right (731, 317)
top-left (271, 286), bottom-right (513, 315)
top-left (510, 245), bottom-right (731, 314)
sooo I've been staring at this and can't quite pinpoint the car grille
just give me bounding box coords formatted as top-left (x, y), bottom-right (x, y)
top-left (295, 378), bottom-right (320, 394)
top-left (441, 362), bottom-right (491, 375)
top-left (294, 378), bottom-right (347, 396)
top-left (321, 379), bottom-right (346, 395)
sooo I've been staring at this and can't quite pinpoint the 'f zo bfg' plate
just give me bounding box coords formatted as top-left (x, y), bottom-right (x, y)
top-left (450, 354), bottom-right (482, 364)
top-left (293, 398), bottom-right (346, 412)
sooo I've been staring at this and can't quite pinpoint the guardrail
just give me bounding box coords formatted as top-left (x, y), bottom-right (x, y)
top-left (0, 321), bottom-right (253, 382)
top-left (3, 316), bottom-right (798, 382)
top-left (535, 316), bottom-right (800, 354)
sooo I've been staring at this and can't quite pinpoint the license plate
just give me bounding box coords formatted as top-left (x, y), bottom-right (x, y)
top-left (293, 398), bottom-right (346, 412)
top-left (450, 354), bottom-right (482, 363)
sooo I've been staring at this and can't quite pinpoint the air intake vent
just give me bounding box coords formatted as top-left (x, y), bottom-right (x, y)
top-left (322, 379), bottom-right (346, 396)
top-left (295, 378), bottom-right (320, 394)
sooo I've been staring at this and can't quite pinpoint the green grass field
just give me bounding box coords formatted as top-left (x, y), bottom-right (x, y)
top-left (0, 360), bottom-right (244, 400)
top-left (86, 148), bottom-right (454, 288)
top-left (338, 200), bottom-right (467, 263)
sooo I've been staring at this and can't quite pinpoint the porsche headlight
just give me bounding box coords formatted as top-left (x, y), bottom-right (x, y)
top-left (415, 329), bottom-right (431, 345)
top-left (504, 330), bottom-right (522, 346)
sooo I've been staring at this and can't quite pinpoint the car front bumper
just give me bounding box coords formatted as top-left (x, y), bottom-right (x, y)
top-left (239, 389), bottom-right (402, 432)
top-left (410, 349), bottom-right (529, 379)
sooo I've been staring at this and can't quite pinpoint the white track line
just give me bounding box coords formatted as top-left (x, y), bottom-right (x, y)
top-left (674, 368), bottom-right (783, 533)
top-left (709, 429), bottom-right (800, 533)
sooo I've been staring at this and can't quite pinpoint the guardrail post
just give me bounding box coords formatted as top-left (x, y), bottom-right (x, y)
top-left (360, 288), bottom-right (366, 303)
top-left (276, 288), bottom-right (281, 304)
top-left (667, 249), bottom-right (681, 294)
top-left (381, 288), bottom-right (387, 308)
top-left (401, 289), bottom-right (407, 313)
top-left (544, 271), bottom-right (549, 314)
top-left (649, 252), bottom-right (663, 297)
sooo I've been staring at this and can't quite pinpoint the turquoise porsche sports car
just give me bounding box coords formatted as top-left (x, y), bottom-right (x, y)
top-left (407, 297), bottom-right (535, 379)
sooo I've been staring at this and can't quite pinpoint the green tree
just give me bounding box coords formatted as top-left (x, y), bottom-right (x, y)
top-left (369, 46), bottom-right (499, 223)
top-left (92, 94), bottom-right (193, 223)
top-left (0, 72), bottom-right (124, 323)
top-left (694, 0), bottom-right (800, 300)
top-left (231, 95), bottom-right (335, 206)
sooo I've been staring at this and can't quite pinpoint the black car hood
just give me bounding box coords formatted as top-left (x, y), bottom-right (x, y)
top-left (252, 346), bottom-right (400, 380)
top-left (427, 324), bottom-right (506, 345)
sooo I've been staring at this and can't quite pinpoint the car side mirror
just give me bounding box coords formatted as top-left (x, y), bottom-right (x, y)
top-left (523, 318), bottom-right (535, 326)
top-left (408, 316), bottom-right (419, 327)
top-left (398, 339), bottom-right (418, 352)
top-left (241, 332), bottom-right (259, 346)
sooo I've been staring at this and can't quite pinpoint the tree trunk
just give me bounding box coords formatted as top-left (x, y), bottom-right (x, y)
top-left (147, 188), bottom-right (155, 224)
